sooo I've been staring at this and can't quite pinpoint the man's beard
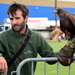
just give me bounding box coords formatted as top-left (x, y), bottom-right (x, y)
top-left (12, 21), bottom-right (26, 33)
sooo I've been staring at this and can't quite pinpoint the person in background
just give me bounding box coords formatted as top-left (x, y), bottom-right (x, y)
top-left (0, 2), bottom-right (57, 75)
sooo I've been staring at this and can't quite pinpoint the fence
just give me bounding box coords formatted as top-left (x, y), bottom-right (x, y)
top-left (8, 57), bottom-right (75, 75)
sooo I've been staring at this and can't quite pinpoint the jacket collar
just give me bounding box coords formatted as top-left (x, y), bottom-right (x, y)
top-left (10, 24), bottom-right (30, 36)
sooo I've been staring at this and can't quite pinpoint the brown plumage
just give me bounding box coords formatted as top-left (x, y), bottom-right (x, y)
top-left (53, 8), bottom-right (75, 36)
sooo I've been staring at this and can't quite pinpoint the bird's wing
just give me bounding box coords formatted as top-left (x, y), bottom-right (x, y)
top-left (69, 15), bottom-right (75, 26)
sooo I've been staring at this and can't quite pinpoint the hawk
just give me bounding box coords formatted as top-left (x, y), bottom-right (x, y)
top-left (53, 8), bottom-right (75, 38)
top-left (53, 8), bottom-right (75, 66)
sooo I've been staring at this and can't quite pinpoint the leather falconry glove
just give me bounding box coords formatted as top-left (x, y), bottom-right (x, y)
top-left (57, 38), bottom-right (75, 66)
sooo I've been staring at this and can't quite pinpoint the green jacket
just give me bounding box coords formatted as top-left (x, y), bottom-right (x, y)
top-left (0, 25), bottom-right (57, 75)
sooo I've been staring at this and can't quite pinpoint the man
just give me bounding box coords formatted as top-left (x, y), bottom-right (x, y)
top-left (0, 3), bottom-right (74, 75)
top-left (0, 3), bottom-right (57, 75)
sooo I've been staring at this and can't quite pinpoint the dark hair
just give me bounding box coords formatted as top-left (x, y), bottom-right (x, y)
top-left (7, 2), bottom-right (29, 19)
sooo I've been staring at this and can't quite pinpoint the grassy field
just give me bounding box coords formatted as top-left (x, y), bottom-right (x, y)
top-left (34, 40), bottom-right (75, 75)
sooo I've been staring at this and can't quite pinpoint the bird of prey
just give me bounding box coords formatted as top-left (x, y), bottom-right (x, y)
top-left (53, 8), bottom-right (75, 66)
top-left (53, 8), bottom-right (75, 38)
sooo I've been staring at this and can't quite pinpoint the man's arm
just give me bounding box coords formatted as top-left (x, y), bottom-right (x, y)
top-left (0, 56), bottom-right (8, 74)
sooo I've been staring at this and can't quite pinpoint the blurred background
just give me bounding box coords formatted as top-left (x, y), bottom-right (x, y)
top-left (0, 0), bottom-right (75, 41)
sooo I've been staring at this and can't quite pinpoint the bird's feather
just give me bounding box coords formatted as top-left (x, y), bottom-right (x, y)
top-left (53, 8), bottom-right (75, 35)
top-left (69, 15), bottom-right (75, 26)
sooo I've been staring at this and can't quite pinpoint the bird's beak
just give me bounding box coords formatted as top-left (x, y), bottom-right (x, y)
top-left (53, 10), bottom-right (58, 13)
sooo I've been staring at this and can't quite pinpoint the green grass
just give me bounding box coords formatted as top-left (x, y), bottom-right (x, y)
top-left (34, 40), bottom-right (75, 75)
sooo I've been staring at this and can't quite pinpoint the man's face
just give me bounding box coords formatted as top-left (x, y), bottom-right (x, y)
top-left (9, 10), bottom-right (28, 33)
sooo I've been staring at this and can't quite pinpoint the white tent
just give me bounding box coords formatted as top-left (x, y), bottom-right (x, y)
top-left (28, 20), bottom-right (60, 29)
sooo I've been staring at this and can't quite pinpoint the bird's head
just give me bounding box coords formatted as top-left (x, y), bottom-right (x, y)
top-left (53, 8), bottom-right (71, 17)
top-left (53, 8), bottom-right (64, 15)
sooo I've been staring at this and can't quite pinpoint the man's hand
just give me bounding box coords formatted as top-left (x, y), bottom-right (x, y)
top-left (57, 38), bottom-right (75, 66)
top-left (0, 56), bottom-right (8, 74)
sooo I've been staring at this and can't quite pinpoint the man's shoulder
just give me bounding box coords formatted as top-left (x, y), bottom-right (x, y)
top-left (0, 29), bottom-right (11, 36)
top-left (31, 30), bottom-right (41, 36)
top-left (31, 30), bottom-right (44, 39)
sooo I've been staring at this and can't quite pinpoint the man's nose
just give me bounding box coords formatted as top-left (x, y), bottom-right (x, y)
top-left (12, 19), bottom-right (17, 24)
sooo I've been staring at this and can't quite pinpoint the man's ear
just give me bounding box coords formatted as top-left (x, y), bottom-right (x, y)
top-left (25, 16), bottom-right (28, 23)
